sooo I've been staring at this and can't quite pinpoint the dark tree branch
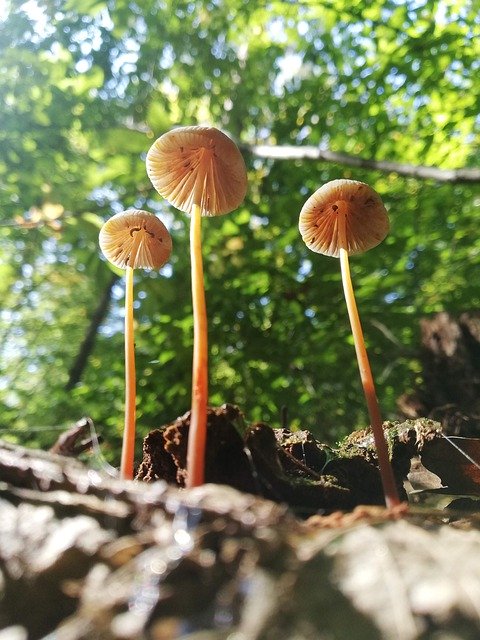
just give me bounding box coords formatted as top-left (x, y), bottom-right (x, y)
top-left (247, 144), bottom-right (480, 184)
top-left (65, 273), bottom-right (120, 390)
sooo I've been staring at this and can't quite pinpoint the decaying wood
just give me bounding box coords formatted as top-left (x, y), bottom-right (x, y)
top-left (2, 435), bottom-right (480, 639)
top-left (0, 439), bottom-right (294, 639)
top-left (135, 405), bottom-right (389, 513)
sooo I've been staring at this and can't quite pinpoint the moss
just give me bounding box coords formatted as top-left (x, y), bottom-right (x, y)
top-left (337, 418), bottom-right (443, 462)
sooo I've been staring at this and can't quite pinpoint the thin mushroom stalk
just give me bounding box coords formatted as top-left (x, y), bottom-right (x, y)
top-left (337, 208), bottom-right (400, 507)
top-left (187, 161), bottom-right (209, 487)
top-left (121, 229), bottom-right (144, 479)
top-left (146, 126), bottom-right (247, 488)
top-left (299, 179), bottom-right (401, 507)
top-left (122, 263), bottom-right (136, 479)
top-left (188, 201), bottom-right (209, 487)
top-left (99, 209), bottom-right (172, 480)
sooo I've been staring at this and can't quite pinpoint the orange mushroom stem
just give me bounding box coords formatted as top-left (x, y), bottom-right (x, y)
top-left (146, 126), bottom-right (247, 488)
top-left (122, 263), bottom-right (136, 479)
top-left (299, 179), bottom-right (401, 507)
top-left (337, 209), bottom-right (400, 507)
top-left (188, 202), bottom-right (209, 486)
top-left (99, 209), bottom-right (172, 480)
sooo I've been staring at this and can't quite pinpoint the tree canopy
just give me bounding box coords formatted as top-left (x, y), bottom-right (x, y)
top-left (1, 0), bottom-right (479, 461)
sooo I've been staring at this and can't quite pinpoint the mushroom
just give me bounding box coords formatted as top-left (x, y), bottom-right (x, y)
top-left (299, 179), bottom-right (400, 507)
top-left (99, 208), bottom-right (172, 479)
top-left (146, 126), bottom-right (247, 488)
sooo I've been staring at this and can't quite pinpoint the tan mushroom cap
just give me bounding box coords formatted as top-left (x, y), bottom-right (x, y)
top-left (146, 126), bottom-right (247, 217)
top-left (99, 209), bottom-right (172, 269)
top-left (299, 179), bottom-right (389, 257)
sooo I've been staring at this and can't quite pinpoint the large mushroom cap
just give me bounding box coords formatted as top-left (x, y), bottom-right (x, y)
top-left (99, 209), bottom-right (172, 269)
top-left (146, 126), bottom-right (247, 217)
top-left (299, 179), bottom-right (389, 257)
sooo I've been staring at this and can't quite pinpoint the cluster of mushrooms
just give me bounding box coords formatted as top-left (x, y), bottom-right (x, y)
top-left (99, 125), bottom-right (400, 508)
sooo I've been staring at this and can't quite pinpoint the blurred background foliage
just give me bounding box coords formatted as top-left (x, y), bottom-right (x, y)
top-left (0, 0), bottom-right (479, 463)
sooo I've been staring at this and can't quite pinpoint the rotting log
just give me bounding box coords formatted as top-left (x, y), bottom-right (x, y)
top-left (2, 435), bottom-right (480, 639)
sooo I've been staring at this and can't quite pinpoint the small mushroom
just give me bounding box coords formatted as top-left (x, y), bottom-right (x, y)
top-left (146, 126), bottom-right (247, 488)
top-left (99, 209), bottom-right (172, 480)
top-left (299, 179), bottom-right (400, 507)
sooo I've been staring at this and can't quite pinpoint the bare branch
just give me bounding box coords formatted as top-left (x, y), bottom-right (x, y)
top-left (247, 145), bottom-right (480, 184)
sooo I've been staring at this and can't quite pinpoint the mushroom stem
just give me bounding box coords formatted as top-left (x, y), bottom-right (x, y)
top-left (186, 202), bottom-right (208, 488)
top-left (338, 211), bottom-right (400, 507)
top-left (121, 264), bottom-right (136, 480)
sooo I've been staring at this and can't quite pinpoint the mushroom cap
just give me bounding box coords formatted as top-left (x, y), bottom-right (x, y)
top-left (99, 209), bottom-right (172, 269)
top-left (299, 179), bottom-right (389, 257)
top-left (146, 126), bottom-right (247, 217)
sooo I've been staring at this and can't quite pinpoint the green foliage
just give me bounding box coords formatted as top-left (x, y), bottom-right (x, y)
top-left (0, 0), bottom-right (479, 460)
